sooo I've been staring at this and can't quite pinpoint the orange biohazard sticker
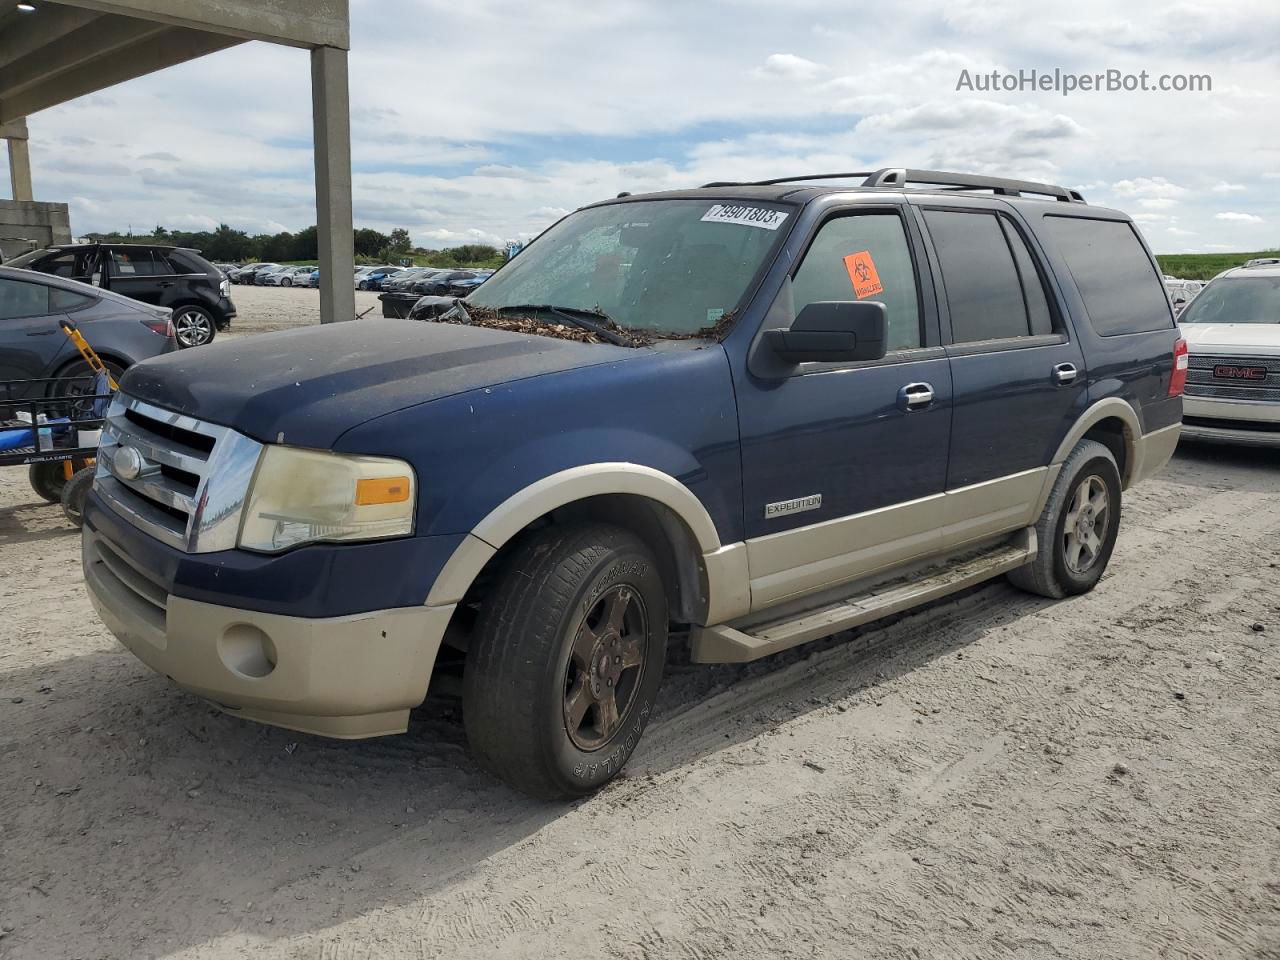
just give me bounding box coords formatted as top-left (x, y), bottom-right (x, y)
top-left (843, 250), bottom-right (884, 299)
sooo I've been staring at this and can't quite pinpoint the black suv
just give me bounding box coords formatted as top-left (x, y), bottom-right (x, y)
top-left (8, 243), bottom-right (236, 348)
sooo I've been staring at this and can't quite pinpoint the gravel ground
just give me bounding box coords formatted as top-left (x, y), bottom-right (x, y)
top-left (220, 283), bottom-right (386, 338)
top-left (0, 292), bottom-right (1278, 959)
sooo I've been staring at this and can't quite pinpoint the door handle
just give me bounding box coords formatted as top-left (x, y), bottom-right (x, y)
top-left (1053, 362), bottom-right (1078, 385)
top-left (158, 281), bottom-right (175, 288)
top-left (898, 382), bottom-right (935, 411)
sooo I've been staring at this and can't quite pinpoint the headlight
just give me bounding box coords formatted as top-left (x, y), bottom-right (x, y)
top-left (238, 446), bottom-right (415, 553)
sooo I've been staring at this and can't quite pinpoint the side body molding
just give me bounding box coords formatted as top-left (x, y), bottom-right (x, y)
top-left (425, 463), bottom-right (751, 623)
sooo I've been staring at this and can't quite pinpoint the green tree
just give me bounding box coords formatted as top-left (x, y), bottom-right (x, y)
top-left (388, 227), bottom-right (411, 254)
top-left (354, 227), bottom-right (390, 258)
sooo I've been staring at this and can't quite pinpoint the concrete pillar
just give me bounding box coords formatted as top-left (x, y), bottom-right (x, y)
top-left (310, 45), bottom-right (354, 324)
top-left (2, 118), bottom-right (33, 201)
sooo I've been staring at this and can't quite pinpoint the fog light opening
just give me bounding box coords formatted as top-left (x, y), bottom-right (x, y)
top-left (218, 624), bottom-right (278, 679)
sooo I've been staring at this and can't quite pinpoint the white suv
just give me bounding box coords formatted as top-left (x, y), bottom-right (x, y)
top-left (1177, 259), bottom-right (1280, 446)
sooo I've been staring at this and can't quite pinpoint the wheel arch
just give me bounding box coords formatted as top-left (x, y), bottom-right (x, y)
top-left (1050, 397), bottom-right (1142, 489)
top-left (426, 464), bottom-right (743, 627)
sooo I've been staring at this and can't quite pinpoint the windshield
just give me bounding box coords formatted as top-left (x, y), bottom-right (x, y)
top-left (1180, 275), bottom-right (1280, 325)
top-left (468, 198), bottom-right (794, 335)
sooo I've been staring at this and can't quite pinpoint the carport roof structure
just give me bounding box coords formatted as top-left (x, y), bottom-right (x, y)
top-left (0, 0), bottom-right (355, 323)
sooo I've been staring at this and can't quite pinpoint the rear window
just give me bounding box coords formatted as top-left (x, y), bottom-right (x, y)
top-left (1043, 217), bottom-right (1173, 336)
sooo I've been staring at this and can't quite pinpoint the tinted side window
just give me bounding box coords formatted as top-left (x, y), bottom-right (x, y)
top-left (1042, 217), bottom-right (1173, 336)
top-left (924, 209), bottom-right (1030, 343)
top-left (792, 212), bottom-right (922, 351)
top-left (0, 278), bottom-right (50, 319)
top-left (49, 287), bottom-right (96, 312)
top-left (38, 252), bottom-right (80, 278)
top-left (111, 250), bottom-right (162, 276)
top-left (1000, 218), bottom-right (1055, 336)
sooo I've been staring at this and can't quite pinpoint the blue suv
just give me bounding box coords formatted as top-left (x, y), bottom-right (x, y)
top-left (81, 168), bottom-right (1185, 798)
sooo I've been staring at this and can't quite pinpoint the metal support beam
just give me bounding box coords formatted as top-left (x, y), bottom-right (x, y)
top-left (311, 45), bottom-right (354, 324)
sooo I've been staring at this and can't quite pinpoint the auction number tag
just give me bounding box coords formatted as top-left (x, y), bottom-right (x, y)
top-left (700, 204), bottom-right (789, 230)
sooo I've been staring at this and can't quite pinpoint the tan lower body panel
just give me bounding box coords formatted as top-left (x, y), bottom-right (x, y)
top-left (85, 542), bottom-right (452, 739)
top-left (1134, 422), bottom-right (1182, 482)
top-left (745, 468), bottom-right (1045, 612)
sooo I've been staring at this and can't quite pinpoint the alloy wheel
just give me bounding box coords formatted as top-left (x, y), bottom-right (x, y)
top-left (174, 308), bottom-right (214, 347)
top-left (562, 584), bottom-right (648, 750)
top-left (1063, 475), bottom-right (1109, 575)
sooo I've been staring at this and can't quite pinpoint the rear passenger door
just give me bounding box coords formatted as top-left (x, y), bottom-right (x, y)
top-left (912, 200), bottom-right (1087, 543)
top-left (103, 248), bottom-right (168, 306)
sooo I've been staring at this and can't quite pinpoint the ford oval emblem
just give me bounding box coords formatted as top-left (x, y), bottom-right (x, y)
top-left (113, 445), bottom-right (145, 481)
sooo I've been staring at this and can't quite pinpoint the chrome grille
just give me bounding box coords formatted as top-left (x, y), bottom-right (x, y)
top-left (1185, 353), bottom-right (1280, 402)
top-left (95, 394), bottom-right (263, 553)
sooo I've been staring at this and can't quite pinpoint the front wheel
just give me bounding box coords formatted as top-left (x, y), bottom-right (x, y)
top-left (463, 523), bottom-right (668, 799)
top-left (281, 277), bottom-right (292, 287)
top-left (173, 305), bottom-right (216, 348)
top-left (1008, 439), bottom-right (1122, 599)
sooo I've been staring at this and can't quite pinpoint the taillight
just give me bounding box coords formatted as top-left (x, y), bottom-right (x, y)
top-left (142, 317), bottom-right (174, 338)
top-left (1169, 337), bottom-right (1189, 396)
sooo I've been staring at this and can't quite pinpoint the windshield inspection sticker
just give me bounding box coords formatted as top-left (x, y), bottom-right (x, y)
top-left (843, 250), bottom-right (884, 299)
top-left (700, 204), bottom-right (789, 230)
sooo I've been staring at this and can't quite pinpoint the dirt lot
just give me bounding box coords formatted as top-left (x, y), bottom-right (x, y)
top-left (1, 290), bottom-right (1278, 959)
top-left (219, 283), bottom-right (386, 337)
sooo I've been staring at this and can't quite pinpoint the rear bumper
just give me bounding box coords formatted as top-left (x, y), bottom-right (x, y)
top-left (83, 521), bottom-right (453, 739)
top-left (1181, 421), bottom-right (1280, 447)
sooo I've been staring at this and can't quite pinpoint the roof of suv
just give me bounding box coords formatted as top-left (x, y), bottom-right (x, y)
top-left (592, 167), bottom-right (1099, 212)
top-left (1218, 259), bottom-right (1280, 279)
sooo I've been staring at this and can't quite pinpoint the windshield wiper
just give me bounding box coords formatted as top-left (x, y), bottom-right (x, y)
top-left (494, 304), bottom-right (635, 347)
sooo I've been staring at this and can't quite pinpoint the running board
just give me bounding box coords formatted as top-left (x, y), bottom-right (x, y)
top-left (690, 529), bottom-right (1037, 663)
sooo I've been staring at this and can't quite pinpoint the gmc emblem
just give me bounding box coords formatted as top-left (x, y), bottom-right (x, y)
top-left (1213, 364), bottom-right (1267, 381)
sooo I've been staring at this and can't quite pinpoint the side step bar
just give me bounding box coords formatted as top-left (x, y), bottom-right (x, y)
top-left (690, 529), bottom-right (1037, 663)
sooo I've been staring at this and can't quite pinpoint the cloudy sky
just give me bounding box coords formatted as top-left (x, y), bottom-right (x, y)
top-left (3, 0), bottom-right (1278, 253)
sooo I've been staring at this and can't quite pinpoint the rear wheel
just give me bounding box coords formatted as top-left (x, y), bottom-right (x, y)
top-left (281, 277), bottom-right (292, 287)
top-left (60, 465), bottom-right (95, 526)
top-left (463, 523), bottom-right (667, 799)
top-left (1008, 439), bottom-right (1122, 598)
top-left (29, 459), bottom-right (90, 504)
top-left (173, 305), bottom-right (216, 348)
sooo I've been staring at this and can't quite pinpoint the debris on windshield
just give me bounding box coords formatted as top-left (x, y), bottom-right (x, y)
top-left (657, 310), bottom-right (737, 342)
top-left (430, 304), bottom-right (653, 347)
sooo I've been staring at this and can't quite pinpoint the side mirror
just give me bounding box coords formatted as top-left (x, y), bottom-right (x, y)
top-left (765, 300), bottom-right (888, 364)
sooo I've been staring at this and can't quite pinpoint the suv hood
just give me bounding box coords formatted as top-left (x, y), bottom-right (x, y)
top-left (119, 319), bottom-right (642, 448)
top-left (1180, 322), bottom-right (1280, 357)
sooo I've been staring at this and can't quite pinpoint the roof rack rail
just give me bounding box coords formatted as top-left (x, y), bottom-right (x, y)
top-left (701, 167), bottom-right (1086, 203)
top-left (1244, 257), bottom-right (1280, 267)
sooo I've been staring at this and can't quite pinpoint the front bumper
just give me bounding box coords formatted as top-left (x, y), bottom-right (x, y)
top-left (1181, 396), bottom-right (1280, 447)
top-left (83, 514), bottom-right (454, 739)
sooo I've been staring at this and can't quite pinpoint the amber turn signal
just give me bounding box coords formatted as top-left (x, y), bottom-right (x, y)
top-left (355, 476), bottom-right (412, 505)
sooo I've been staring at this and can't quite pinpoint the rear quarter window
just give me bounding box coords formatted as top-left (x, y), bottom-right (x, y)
top-left (1043, 216), bottom-right (1173, 336)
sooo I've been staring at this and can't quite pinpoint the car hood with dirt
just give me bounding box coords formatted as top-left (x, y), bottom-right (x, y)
top-left (117, 317), bottom-right (650, 448)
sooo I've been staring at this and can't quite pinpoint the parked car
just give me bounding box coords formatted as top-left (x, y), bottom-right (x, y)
top-left (7, 243), bottom-right (235, 348)
top-left (442, 272), bottom-right (492, 297)
top-left (307, 268), bottom-right (321, 288)
top-left (411, 269), bottom-right (480, 296)
top-left (212, 263), bottom-right (238, 278)
top-left (357, 267), bottom-right (404, 291)
top-left (228, 263), bottom-right (268, 284)
top-left (382, 268), bottom-right (440, 293)
top-left (0, 264), bottom-right (176, 394)
top-left (1176, 259), bottom-right (1279, 446)
top-left (80, 168), bottom-right (1183, 800)
top-left (261, 266), bottom-right (312, 287)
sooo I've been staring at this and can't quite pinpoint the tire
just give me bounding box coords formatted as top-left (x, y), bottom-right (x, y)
top-left (357, 280), bottom-right (369, 291)
top-left (60, 465), bottom-right (95, 526)
top-left (282, 277), bottom-right (292, 287)
top-left (463, 523), bottom-right (668, 799)
top-left (49, 358), bottom-right (125, 419)
top-left (1008, 439), bottom-right (1122, 599)
top-left (29, 459), bottom-right (89, 504)
top-left (173, 305), bottom-right (216, 348)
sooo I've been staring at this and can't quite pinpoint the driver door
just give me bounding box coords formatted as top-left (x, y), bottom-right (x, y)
top-left (732, 205), bottom-right (953, 610)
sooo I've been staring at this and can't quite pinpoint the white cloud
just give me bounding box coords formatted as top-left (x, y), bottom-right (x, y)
top-left (1111, 177), bottom-right (1188, 199)
top-left (757, 54), bottom-right (825, 81)
top-left (1210, 182), bottom-right (1246, 193)
top-left (1166, 227), bottom-right (1197, 236)
top-left (1215, 211), bottom-right (1264, 223)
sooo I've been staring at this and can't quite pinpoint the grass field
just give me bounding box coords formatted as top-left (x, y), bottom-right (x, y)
top-left (1155, 250), bottom-right (1279, 281)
